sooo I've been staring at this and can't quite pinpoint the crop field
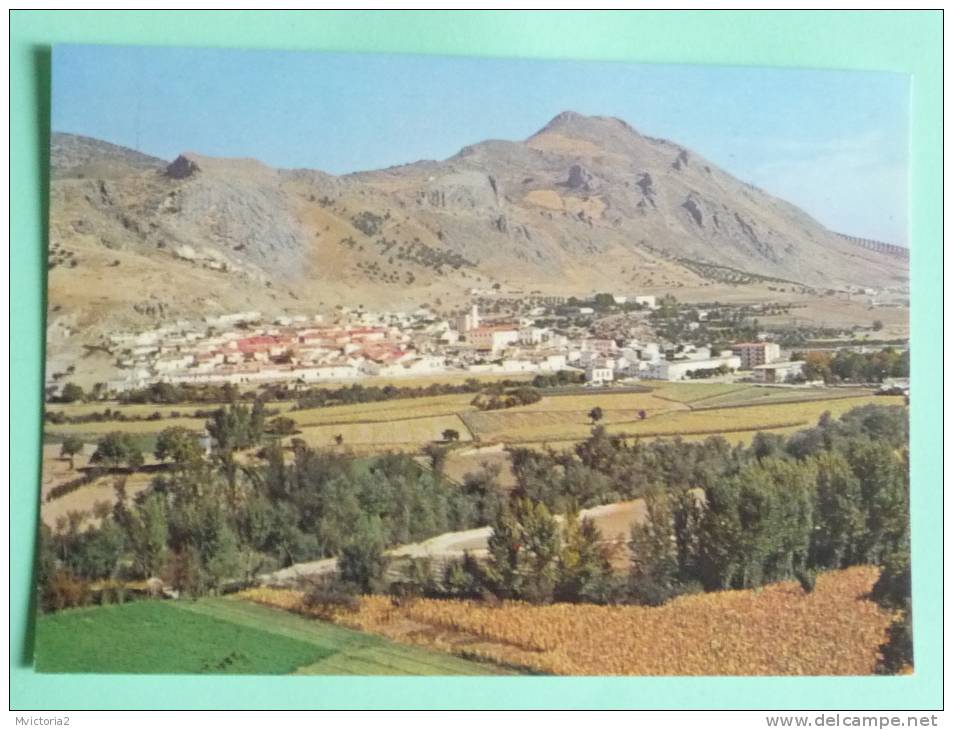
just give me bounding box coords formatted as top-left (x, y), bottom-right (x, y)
top-left (39, 387), bottom-right (901, 478)
top-left (466, 394), bottom-right (902, 446)
top-left (34, 597), bottom-right (507, 675)
top-left (686, 386), bottom-right (876, 410)
top-left (645, 382), bottom-right (750, 403)
top-left (243, 567), bottom-right (893, 676)
top-left (45, 415), bottom-right (207, 439)
top-left (296, 413), bottom-right (474, 448)
top-left (41, 471), bottom-right (153, 528)
top-left (510, 391), bottom-right (678, 413)
top-left (291, 393), bottom-right (477, 426)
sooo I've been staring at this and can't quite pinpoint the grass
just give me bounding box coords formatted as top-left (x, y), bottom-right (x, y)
top-left (34, 598), bottom-right (508, 675)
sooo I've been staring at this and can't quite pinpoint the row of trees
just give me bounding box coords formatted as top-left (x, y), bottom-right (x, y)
top-left (39, 399), bottom-right (494, 610)
top-left (470, 387), bottom-right (542, 411)
top-left (794, 348), bottom-right (908, 384)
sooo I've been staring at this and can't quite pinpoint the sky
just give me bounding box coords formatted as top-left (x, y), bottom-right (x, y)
top-left (52, 45), bottom-right (910, 246)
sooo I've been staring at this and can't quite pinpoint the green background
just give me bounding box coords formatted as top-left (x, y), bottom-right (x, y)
top-left (10, 10), bottom-right (942, 710)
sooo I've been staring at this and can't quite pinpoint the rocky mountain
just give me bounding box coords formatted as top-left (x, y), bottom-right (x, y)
top-left (47, 112), bottom-right (908, 352)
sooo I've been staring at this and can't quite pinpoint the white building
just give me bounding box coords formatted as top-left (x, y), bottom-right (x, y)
top-left (469, 326), bottom-right (520, 353)
top-left (455, 304), bottom-right (481, 333)
top-left (634, 295), bottom-right (657, 309)
top-left (519, 327), bottom-right (550, 345)
top-left (752, 361), bottom-right (805, 384)
top-left (733, 342), bottom-right (782, 370)
top-left (585, 358), bottom-right (615, 385)
top-left (645, 354), bottom-right (741, 381)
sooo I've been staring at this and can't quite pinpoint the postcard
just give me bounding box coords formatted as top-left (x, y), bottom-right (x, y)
top-left (35, 45), bottom-right (911, 676)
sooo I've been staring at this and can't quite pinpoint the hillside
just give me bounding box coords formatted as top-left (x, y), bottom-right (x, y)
top-left (46, 113), bottom-right (908, 367)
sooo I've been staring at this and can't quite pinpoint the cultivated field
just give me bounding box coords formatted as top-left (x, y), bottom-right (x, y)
top-left (464, 393), bottom-right (899, 445)
top-left (296, 413), bottom-right (474, 448)
top-left (242, 566), bottom-right (893, 676)
top-left (34, 597), bottom-right (508, 675)
top-left (39, 382), bottom-right (903, 522)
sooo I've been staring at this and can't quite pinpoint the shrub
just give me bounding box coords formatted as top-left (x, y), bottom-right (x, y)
top-left (302, 577), bottom-right (360, 618)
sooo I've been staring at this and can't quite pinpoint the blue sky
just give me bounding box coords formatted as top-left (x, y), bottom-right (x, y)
top-left (52, 45), bottom-right (910, 245)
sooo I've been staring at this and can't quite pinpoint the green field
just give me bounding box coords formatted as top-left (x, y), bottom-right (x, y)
top-left (34, 598), bottom-right (509, 675)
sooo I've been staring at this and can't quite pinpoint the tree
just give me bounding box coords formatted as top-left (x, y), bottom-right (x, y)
top-left (59, 436), bottom-right (84, 469)
top-left (266, 416), bottom-right (298, 439)
top-left (338, 516), bottom-right (389, 593)
top-left (485, 498), bottom-right (562, 603)
top-left (442, 428), bottom-right (460, 442)
top-left (588, 406), bottom-right (604, 424)
top-left (557, 507), bottom-right (615, 603)
top-left (90, 432), bottom-right (144, 471)
top-left (206, 403), bottom-right (259, 452)
top-left (810, 451), bottom-right (865, 568)
top-left (154, 427), bottom-right (203, 467)
top-left (59, 382), bottom-right (85, 403)
top-left (873, 320), bottom-right (884, 332)
top-left (422, 443), bottom-right (450, 479)
top-left (629, 489), bottom-right (680, 605)
top-left (334, 434), bottom-right (344, 446)
top-left (119, 492), bottom-right (168, 578)
top-left (198, 505), bottom-right (241, 594)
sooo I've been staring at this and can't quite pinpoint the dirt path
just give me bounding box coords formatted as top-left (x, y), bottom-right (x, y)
top-left (259, 498), bottom-right (651, 586)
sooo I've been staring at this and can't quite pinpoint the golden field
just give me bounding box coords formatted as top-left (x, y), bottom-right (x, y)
top-left (464, 394), bottom-right (901, 445)
top-left (240, 566), bottom-right (894, 676)
top-left (296, 413), bottom-right (474, 448)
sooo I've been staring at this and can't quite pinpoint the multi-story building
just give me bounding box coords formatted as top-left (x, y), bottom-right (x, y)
top-left (468, 325), bottom-right (520, 353)
top-left (732, 341), bottom-right (781, 370)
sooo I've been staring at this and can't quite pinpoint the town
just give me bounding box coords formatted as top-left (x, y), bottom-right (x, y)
top-left (77, 292), bottom-right (830, 396)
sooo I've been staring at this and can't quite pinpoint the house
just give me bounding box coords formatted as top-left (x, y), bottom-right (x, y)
top-left (634, 295), bottom-right (657, 309)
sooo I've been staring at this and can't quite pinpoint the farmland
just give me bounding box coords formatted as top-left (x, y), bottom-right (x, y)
top-left (43, 383), bottom-right (900, 452)
top-left (34, 596), bottom-right (509, 675)
top-left (242, 566), bottom-right (894, 676)
top-left (40, 381), bottom-right (903, 523)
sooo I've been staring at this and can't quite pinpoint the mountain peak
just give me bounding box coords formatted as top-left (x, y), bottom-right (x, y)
top-left (537, 110), bottom-right (639, 137)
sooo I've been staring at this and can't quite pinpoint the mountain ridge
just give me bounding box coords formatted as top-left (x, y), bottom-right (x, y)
top-left (46, 112), bottom-right (908, 370)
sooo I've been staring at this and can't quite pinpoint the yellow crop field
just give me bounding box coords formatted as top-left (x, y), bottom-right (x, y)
top-left (241, 567), bottom-right (893, 676)
top-left (463, 410), bottom-right (637, 443)
top-left (611, 395), bottom-right (902, 436)
top-left (465, 395), bottom-right (902, 446)
top-left (689, 386), bottom-right (875, 410)
top-left (45, 416), bottom-right (207, 438)
top-left (302, 372), bottom-right (533, 389)
top-left (45, 400), bottom-right (294, 418)
top-left (513, 392), bottom-right (680, 413)
top-left (296, 413), bottom-right (472, 447)
top-left (646, 382), bottom-right (750, 403)
top-left (292, 394), bottom-right (476, 426)
top-left (41, 471), bottom-right (153, 528)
